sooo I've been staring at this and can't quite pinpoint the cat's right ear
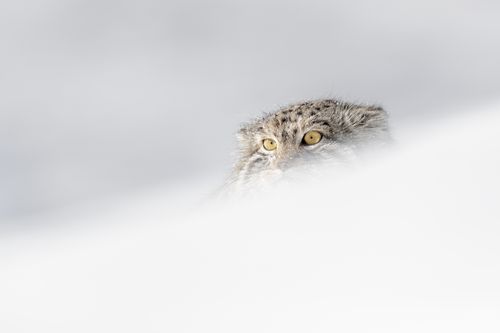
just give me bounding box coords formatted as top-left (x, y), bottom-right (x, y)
top-left (236, 123), bottom-right (257, 152)
top-left (236, 119), bottom-right (260, 141)
top-left (236, 125), bottom-right (250, 143)
top-left (236, 121), bottom-right (262, 153)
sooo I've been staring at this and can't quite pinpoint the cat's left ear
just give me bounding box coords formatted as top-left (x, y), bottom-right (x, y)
top-left (347, 105), bottom-right (388, 130)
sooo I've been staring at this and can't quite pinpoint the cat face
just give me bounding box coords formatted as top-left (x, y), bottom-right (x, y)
top-left (232, 99), bottom-right (389, 186)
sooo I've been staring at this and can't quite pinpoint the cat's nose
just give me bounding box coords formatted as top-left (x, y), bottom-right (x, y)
top-left (276, 152), bottom-right (296, 170)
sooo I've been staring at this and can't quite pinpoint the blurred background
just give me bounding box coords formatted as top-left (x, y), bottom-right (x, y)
top-left (1, 0), bottom-right (500, 219)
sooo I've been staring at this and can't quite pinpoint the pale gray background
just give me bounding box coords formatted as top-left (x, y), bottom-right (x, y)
top-left (1, 0), bottom-right (500, 218)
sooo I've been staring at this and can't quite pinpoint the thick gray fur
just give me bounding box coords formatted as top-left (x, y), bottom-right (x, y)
top-left (226, 98), bottom-right (390, 191)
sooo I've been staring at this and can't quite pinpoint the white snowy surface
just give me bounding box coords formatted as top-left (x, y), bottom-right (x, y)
top-left (1, 106), bottom-right (499, 332)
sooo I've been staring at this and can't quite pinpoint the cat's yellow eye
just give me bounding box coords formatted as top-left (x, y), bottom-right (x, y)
top-left (263, 138), bottom-right (277, 151)
top-left (303, 130), bottom-right (322, 145)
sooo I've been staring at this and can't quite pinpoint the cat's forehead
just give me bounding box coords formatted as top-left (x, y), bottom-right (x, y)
top-left (256, 99), bottom-right (339, 134)
top-left (272, 99), bottom-right (339, 120)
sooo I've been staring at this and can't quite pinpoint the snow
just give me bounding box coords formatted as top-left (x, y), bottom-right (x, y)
top-left (1, 105), bottom-right (499, 332)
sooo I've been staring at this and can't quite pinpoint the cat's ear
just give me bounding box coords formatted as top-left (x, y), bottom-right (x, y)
top-left (236, 117), bottom-right (262, 143)
top-left (344, 104), bottom-right (388, 130)
top-left (236, 124), bottom-right (251, 144)
top-left (236, 122), bottom-right (259, 151)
